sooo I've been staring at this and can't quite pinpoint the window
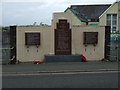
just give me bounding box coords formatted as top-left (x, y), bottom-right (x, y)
top-left (25, 32), bottom-right (40, 45)
top-left (106, 14), bottom-right (117, 33)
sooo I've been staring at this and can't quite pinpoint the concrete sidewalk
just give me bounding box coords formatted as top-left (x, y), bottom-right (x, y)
top-left (2, 61), bottom-right (119, 74)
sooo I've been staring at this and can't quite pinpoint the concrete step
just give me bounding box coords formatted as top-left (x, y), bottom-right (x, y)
top-left (44, 55), bottom-right (82, 62)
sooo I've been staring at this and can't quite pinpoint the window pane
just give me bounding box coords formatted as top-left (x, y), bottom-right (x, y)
top-left (107, 14), bottom-right (111, 26)
top-left (113, 14), bottom-right (117, 20)
top-left (107, 14), bottom-right (111, 20)
top-left (112, 20), bottom-right (117, 25)
top-left (112, 27), bottom-right (116, 32)
top-left (107, 20), bottom-right (111, 26)
top-left (112, 14), bottom-right (117, 26)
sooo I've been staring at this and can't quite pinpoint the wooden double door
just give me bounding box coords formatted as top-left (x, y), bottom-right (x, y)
top-left (55, 19), bottom-right (71, 55)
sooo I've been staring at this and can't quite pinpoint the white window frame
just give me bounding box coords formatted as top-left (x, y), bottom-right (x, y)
top-left (106, 14), bottom-right (117, 33)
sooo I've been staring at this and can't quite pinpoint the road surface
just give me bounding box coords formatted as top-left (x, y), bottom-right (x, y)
top-left (2, 71), bottom-right (118, 88)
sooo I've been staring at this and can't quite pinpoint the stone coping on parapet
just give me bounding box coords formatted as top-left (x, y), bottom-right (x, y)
top-left (10, 25), bottom-right (51, 27)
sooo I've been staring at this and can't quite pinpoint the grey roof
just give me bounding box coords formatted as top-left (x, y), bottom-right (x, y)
top-left (69, 4), bottom-right (111, 22)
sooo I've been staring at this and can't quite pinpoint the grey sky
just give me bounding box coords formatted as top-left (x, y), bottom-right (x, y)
top-left (1, 0), bottom-right (116, 26)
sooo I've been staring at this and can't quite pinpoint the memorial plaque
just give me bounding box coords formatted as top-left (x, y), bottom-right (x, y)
top-left (55, 20), bottom-right (71, 55)
top-left (25, 32), bottom-right (40, 45)
top-left (84, 32), bottom-right (98, 45)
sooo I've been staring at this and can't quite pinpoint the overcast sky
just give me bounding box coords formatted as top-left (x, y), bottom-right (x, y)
top-left (1, 0), bottom-right (116, 26)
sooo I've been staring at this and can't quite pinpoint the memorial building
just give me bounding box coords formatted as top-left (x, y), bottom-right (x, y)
top-left (9, 1), bottom-right (120, 63)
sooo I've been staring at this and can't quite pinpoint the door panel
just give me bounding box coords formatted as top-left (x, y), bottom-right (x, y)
top-left (55, 20), bottom-right (71, 55)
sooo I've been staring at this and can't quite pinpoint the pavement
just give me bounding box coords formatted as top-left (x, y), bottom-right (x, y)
top-left (2, 61), bottom-right (119, 75)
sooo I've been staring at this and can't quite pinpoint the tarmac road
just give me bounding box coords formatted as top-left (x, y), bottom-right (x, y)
top-left (2, 71), bottom-right (118, 88)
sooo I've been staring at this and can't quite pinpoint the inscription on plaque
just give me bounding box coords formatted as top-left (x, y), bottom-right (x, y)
top-left (83, 32), bottom-right (98, 45)
top-left (25, 32), bottom-right (40, 45)
top-left (55, 20), bottom-right (71, 55)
